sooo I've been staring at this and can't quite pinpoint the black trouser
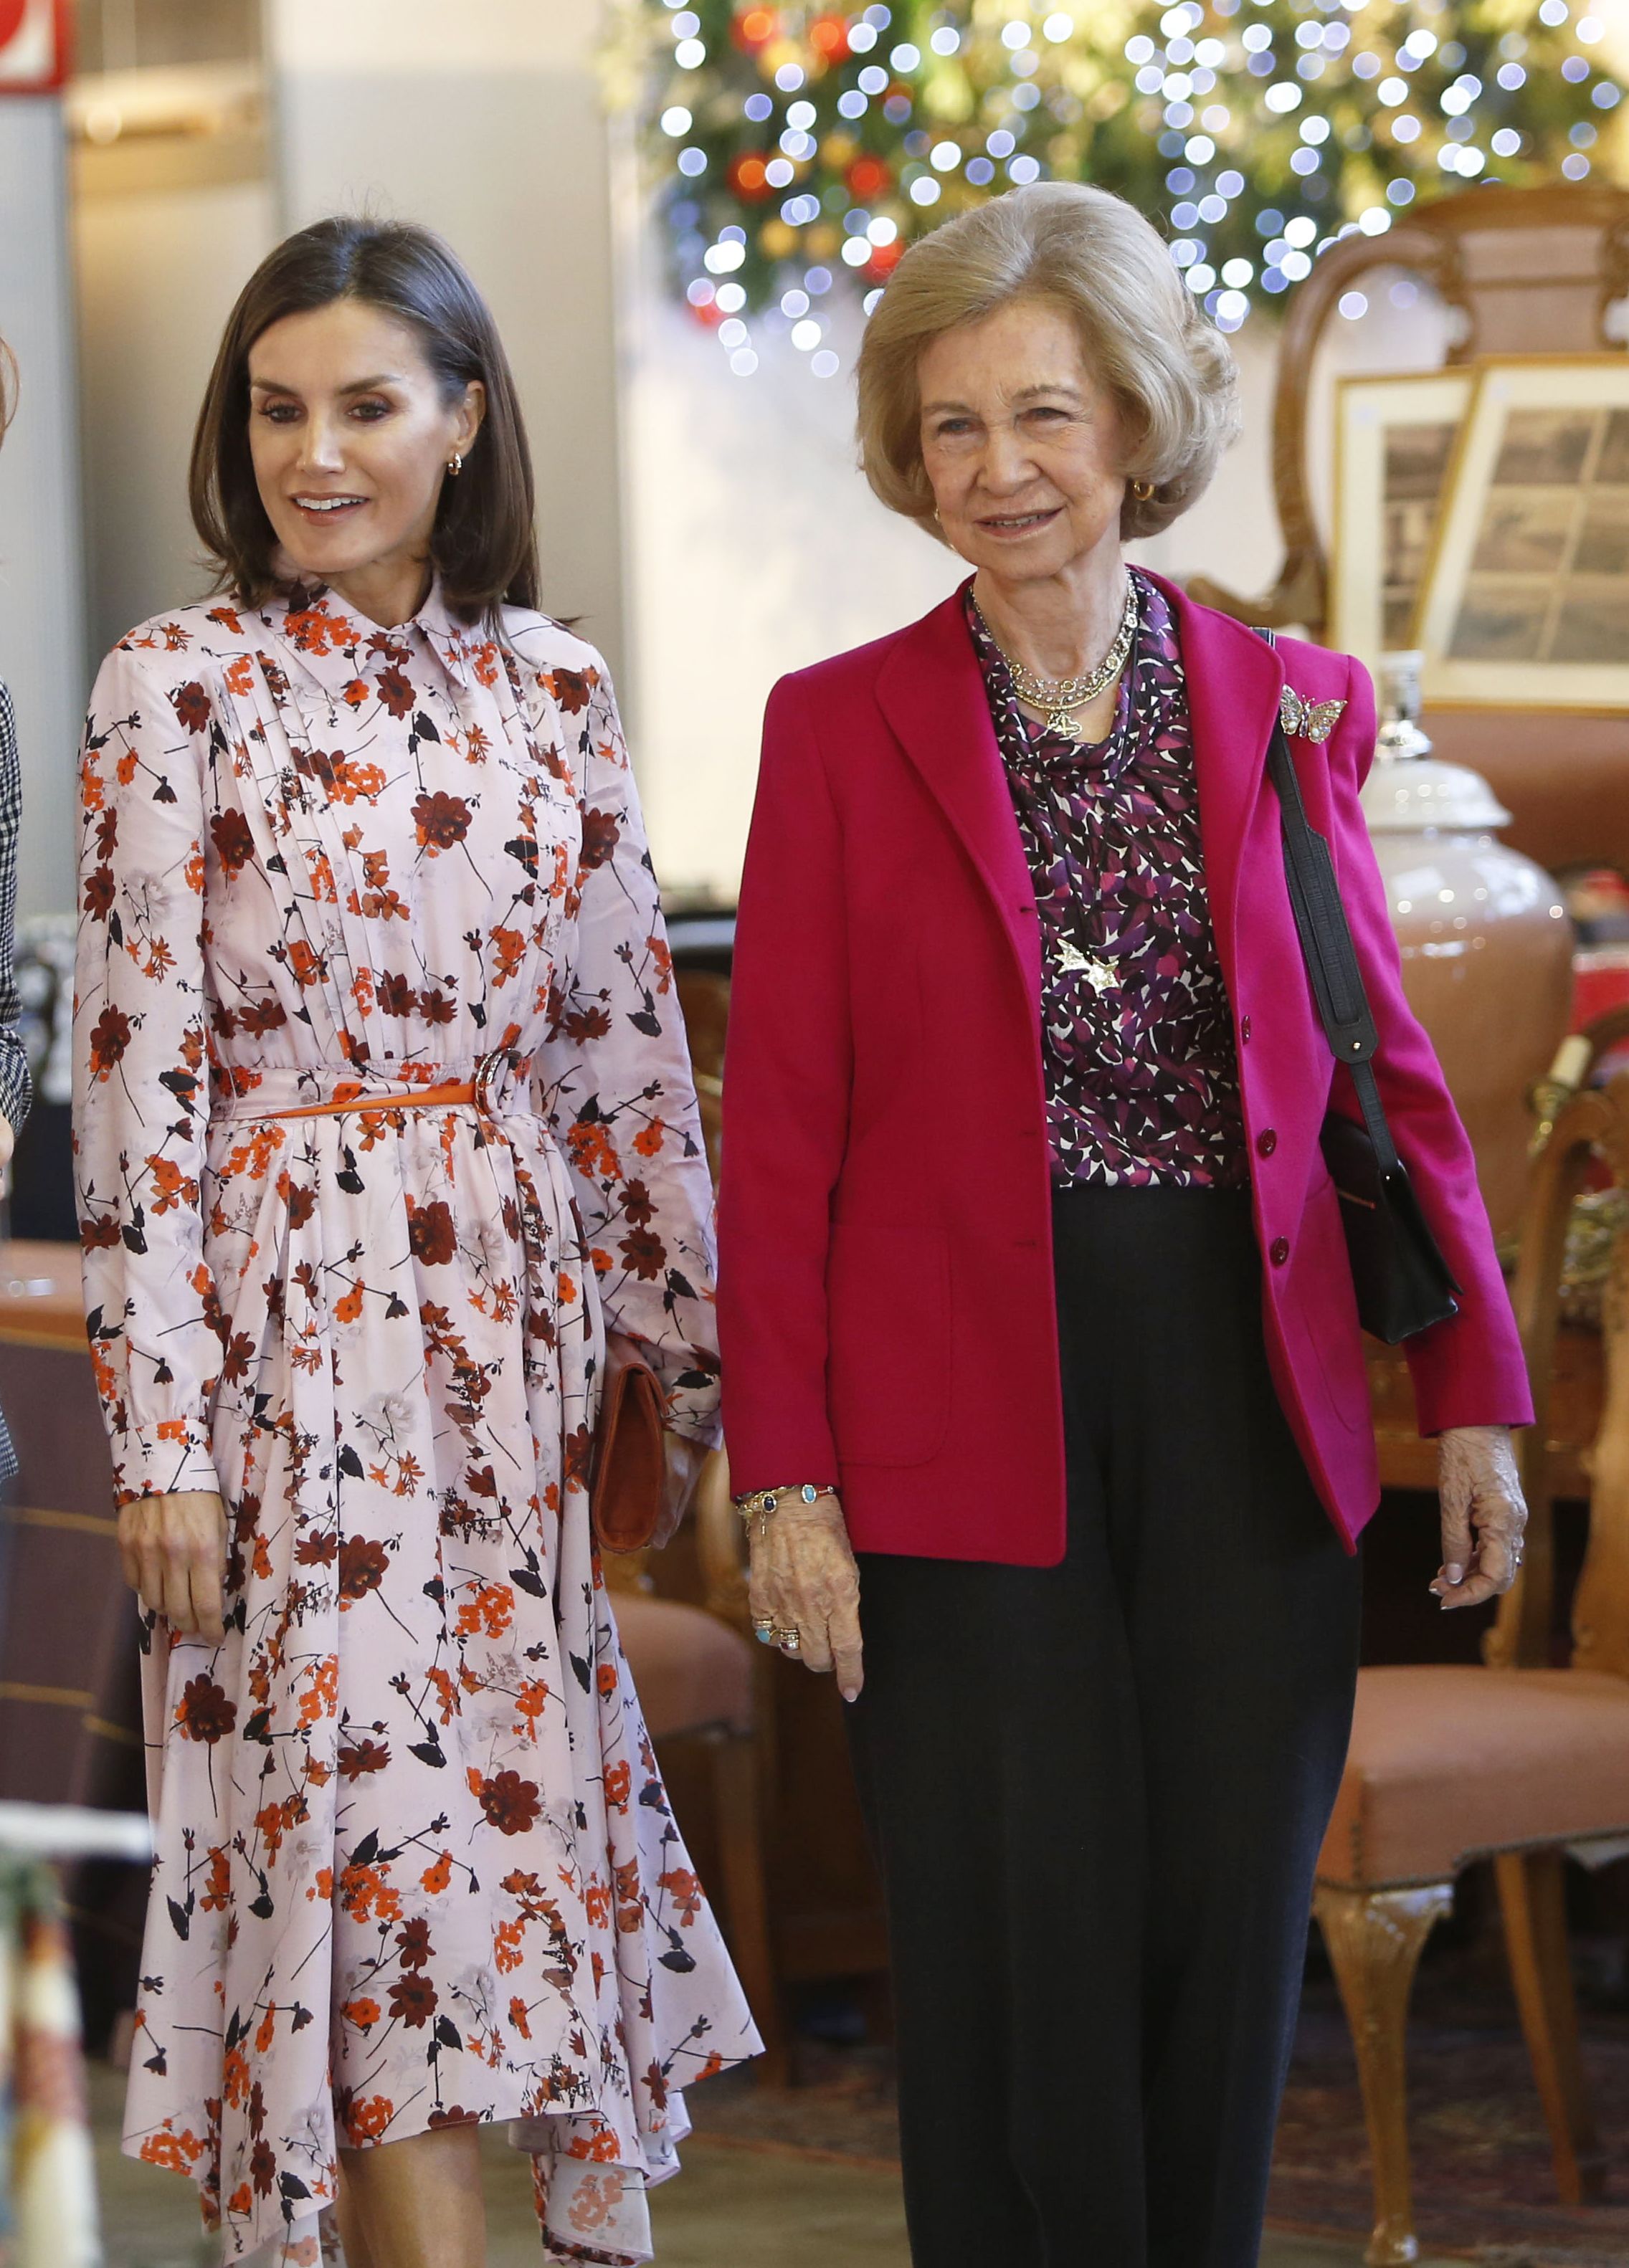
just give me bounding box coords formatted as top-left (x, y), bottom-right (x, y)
top-left (845, 1185), bottom-right (1363, 2268)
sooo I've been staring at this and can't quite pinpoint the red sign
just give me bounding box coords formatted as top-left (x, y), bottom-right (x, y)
top-left (0, 0), bottom-right (70, 92)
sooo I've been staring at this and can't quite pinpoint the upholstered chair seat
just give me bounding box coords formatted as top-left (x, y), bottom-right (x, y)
top-left (1321, 1664), bottom-right (1629, 1891)
top-left (612, 1590), bottom-right (756, 1743)
top-left (1309, 1075), bottom-right (1629, 2268)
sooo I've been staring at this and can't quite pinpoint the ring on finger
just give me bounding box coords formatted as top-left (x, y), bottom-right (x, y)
top-left (777, 1628), bottom-right (802, 1654)
top-left (753, 1621), bottom-right (775, 1645)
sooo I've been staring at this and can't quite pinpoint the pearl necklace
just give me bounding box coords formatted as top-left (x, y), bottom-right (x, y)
top-left (978, 578), bottom-right (1138, 740)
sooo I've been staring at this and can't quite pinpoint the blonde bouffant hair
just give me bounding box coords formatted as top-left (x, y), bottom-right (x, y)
top-left (856, 182), bottom-right (1240, 544)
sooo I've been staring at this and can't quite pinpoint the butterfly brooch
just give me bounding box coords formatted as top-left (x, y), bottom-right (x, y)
top-left (1280, 687), bottom-right (1347, 743)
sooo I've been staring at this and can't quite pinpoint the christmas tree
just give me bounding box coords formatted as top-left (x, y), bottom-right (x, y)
top-left (612, 0), bottom-right (1623, 365)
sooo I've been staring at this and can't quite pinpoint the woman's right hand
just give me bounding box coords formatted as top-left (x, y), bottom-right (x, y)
top-left (118, 1490), bottom-right (228, 1642)
top-left (746, 1492), bottom-right (864, 1702)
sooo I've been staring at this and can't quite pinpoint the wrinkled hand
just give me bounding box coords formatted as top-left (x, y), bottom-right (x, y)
top-left (118, 1489), bottom-right (228, 1642)
top-left (1431, 1424), bottom-right (1527, 1611)
top-left (747, 1495), bottom-right (864, 1702)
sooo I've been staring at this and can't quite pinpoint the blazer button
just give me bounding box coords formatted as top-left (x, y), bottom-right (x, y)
top-left (1270, 1236), bottom-right (1290, 1267)
top-left (1240, 1014), bottom-right (1252, 1043)
top-left (1256, 1127), bottom-right (1278, 1158)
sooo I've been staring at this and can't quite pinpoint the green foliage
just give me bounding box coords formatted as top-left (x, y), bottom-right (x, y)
top-left (613, 0), bottom-right (1623, 330)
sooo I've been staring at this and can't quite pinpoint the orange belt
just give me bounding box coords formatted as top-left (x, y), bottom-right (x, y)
top-left (259, 1079), bottom-right (478, 1122)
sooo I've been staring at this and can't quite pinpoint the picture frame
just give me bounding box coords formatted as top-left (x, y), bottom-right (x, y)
top-left (1329, 368), bottom-right (1473, 682)
top-left (1415, 354), bottom-right (1629, 712)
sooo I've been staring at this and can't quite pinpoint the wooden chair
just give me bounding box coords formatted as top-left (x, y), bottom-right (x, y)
top-left (675, 968), bottom-right (728, 1176)
top-left (660, 963), bottom-right (893, 2074)
top-left (687, 1445), bottom-right (893, 2077)
top-left (606, 1546), bottom-right (789, 2082)
top-left (1312, 1073), bottom-right (1629, 2266)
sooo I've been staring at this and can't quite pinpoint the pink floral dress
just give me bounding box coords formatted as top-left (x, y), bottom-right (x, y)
top-left (72, 582), bottom-right (759, 2267)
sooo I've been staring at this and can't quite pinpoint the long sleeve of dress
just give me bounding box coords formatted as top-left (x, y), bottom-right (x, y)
top-left (72, 643), bottom-right (222, 1505)
top-left (0, 687), bottom-right (34, 1139)
top-left (533, 647), bottom-right (722, 1444)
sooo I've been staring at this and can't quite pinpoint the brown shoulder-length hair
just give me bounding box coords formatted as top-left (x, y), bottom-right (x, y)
top-left (191, 216), bottom-right (540, 629)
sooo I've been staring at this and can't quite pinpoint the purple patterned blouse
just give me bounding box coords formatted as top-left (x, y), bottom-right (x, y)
top-left (966, 569), bottom-right (1247, 1190)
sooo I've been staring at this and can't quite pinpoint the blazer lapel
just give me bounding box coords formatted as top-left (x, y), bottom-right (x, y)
top-left (875, 589), bottom-right (1040, 1004)
top-left (873, 575), bottom-right (1286, 1011)
top-left (1151, 571), bottom-right (1285, 994)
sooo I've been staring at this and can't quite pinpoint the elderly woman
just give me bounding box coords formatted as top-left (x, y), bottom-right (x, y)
top-left (716, 184), bottom-right (1532, 2268)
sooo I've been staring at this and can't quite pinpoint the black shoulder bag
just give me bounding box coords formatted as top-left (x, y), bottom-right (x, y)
top-left (1258, 634), bottom-right (1461, 1344)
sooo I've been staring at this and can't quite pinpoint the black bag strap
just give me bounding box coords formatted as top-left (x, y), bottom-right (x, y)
top-left (1253, 628), bottom-right (1402, 1178)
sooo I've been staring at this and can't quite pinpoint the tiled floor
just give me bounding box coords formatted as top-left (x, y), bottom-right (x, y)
top-left (94, 2065), bottom-right (1458, 2267)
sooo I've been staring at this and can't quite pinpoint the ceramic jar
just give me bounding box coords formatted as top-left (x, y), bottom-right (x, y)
top-left (1359, 653), bottom-right (1573, 1244)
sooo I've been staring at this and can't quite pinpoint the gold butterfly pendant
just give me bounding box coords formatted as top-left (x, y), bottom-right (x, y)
top-left (1280, 687), bottom-right (1346, 743)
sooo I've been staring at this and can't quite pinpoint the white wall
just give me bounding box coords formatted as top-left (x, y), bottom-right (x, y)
top-left (0, 98), bottom-right (86, 916)
top-left (268, 0), bottom-right (630, 682)
top-left (75, 176), bottom-right (278, 664)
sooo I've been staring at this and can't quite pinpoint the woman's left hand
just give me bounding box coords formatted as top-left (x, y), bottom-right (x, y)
top-left (1431, 1424), bottom-right (1527, 1610)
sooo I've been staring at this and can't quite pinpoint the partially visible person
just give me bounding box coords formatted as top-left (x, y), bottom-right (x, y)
top-left (0, 332), bottom-right (37, 1488)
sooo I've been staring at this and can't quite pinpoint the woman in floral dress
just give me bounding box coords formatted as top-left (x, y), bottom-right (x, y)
top-left (72, 217), bottom-right (756, 2268)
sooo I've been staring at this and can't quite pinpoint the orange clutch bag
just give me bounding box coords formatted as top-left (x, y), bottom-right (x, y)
top-left (591, 1345), bottom-right (668, 1553)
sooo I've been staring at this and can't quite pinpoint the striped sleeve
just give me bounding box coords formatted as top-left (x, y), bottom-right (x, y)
top-left (0, 686), bottom-right (33, 1138)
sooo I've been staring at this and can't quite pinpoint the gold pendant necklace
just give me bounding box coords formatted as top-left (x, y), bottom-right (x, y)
top-left (979, 578), bottom-right (1138, 736)
top-left (1056, 938), bottom-right (1118, 994)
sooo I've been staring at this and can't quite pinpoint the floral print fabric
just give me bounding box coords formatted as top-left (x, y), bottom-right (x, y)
top-left (967, 571), bottom-right (1247, 1191)
top-left (72, 582), bottom-right (757, 2266)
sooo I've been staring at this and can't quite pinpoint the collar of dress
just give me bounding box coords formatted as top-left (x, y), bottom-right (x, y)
top-left (258, 576), bottom-right (492, 700)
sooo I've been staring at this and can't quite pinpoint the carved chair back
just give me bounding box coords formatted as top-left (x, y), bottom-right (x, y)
top-left (1490, 1072), bottom-right (1629, 1678)
top-left (1189, 183), bottom-right (1629, 637)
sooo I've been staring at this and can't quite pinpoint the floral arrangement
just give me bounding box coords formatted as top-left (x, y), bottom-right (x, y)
top-left (609, 0), bottom-right (1623, 368)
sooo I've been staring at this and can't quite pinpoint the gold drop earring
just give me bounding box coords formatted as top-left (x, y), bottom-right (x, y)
top-left (447, 451), bottom-right (465, 477)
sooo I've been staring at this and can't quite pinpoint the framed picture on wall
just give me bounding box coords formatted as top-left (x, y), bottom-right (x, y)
top-left (1416, 355), bottom-right (1629, 711)
top-left (1329, 370), bottom-right (1473, 680)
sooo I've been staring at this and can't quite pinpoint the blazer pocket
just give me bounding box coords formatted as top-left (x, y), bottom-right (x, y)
top-left (826, 1222), bottom-right (952, 1468)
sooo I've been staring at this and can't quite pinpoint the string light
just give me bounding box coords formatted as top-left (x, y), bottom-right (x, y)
top-left (622, 0), bottom-right (1623, 375)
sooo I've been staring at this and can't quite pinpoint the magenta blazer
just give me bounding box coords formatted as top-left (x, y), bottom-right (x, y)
top-left (716, 573), bottom-right (1534, 1565)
